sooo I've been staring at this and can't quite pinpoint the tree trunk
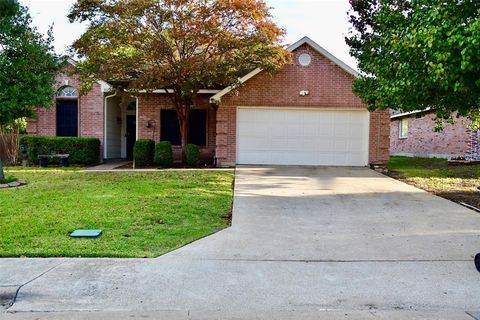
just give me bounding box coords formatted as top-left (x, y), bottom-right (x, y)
top-left (0, 160), bottom-right (4, 181)
top-left (177, 102), bottom-right (190, 164)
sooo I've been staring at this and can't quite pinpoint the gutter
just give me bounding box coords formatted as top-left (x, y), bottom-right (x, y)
top-left (391, 108), bottom-right (432, 119)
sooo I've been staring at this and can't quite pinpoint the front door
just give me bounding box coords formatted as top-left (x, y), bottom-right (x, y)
top-left (126, 115), bottom-right (136, 160)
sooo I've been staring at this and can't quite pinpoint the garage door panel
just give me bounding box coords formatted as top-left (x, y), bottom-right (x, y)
top-left (303, 125), bottom-right (318, 136)
top-left (238, 124), bottom-right (268, 137)
top-left (317, 128), bottom-right (334, 138)
top-left (286, 124), bottom-right (307, 137)
top-left (333, 126), bottom-right (350, 138)
top-left (237, 108), bottom-right (369, 166)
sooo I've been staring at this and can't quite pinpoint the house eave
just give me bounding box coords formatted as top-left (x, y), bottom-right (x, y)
top-left (391, 108), bottom-right (432, 120)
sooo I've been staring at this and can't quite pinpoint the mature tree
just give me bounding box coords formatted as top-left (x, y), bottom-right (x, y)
top-left (0, 0), bottom-right (60, 125)
top-left (68, 0), bottom-right (290, 157)
top-left (0, 0), bottom-right (60, 178)
top-left (346, 0), bottom-right (480, 127)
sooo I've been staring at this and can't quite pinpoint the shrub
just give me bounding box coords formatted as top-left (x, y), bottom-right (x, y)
top-left (20, 136), bottom-right (100, 165)
top-left (184, 144), bottom-right (200, 167)
top-left (133, 139), bottom-right (155, 167)
top-left (0, 176), bottom-right (17, 184)
top-left (154, 141), bottom-right (173, 167)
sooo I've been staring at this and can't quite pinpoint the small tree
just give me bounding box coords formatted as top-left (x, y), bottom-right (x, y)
top-left (346, 0), bottom-right (480, 128)
top-left (68, 0), bottom-right (290, 161)
top-left (0, 0), bottom-right (61, 175)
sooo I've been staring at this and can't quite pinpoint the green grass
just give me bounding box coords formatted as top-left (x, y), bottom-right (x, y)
top-left (0, 167), bottom-right (234, 258)
top-left (388, 156), bottom-right (480, 208)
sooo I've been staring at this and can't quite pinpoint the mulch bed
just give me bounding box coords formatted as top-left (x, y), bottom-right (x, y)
top-left (448, 160), bottom-right (480, 166)
top-left (117, 162), bottom-right (218, 170)
top-left (386, 170), bottom-right (480, 210)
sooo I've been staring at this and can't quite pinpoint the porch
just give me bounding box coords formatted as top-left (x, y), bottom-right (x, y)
top-left (104, 93), bottom-right (217, 163)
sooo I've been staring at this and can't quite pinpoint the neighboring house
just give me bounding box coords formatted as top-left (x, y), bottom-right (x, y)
top-left (27, 36), bottom-right (390, 166)
top-left (390, 109), bottom-right (480, 160)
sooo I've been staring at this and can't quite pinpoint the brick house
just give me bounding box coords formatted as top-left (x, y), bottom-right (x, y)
top-left (390, 109), bottom-right (480, 160)
top-left (27, 36), bottom-right (390, 166)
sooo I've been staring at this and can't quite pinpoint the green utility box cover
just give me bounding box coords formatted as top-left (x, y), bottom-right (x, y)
top-left (70, 229), bottom-right (102, 238)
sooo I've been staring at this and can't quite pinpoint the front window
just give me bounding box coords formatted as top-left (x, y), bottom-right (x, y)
top-left (160, 109), bottom-right (207, 146)
top-left (399, 118), bottom-right (409, 138)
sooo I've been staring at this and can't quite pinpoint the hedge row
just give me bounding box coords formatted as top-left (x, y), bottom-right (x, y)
top-left (133, 140), bottom-right (201, 167)
top-left (20, 136), bottom-right (100, 165)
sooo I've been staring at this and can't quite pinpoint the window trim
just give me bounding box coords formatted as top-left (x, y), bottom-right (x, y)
top-left (399, 118), bottom-right (409, 139)
top-left (159, 108), bottom-right (209, 148)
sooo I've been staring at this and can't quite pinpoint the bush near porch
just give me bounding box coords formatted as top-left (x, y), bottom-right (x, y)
top-left (154, 141), bottom-right (174, 167)
top-left (133, 139), bottom-right (155, 167)
top-left (388, 156), bottom-right (480, 209)
top-left (20, 136), bottom-right (100, 165)
top-left (0, 167), bottom-right (234, 257)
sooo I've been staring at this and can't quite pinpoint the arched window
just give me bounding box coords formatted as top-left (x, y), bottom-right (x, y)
top-left (57, 86), bottom-right (78, 98)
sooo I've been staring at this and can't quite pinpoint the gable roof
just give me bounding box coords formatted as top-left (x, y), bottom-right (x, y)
top-left (64, 57), bottom-right (112, 92)
top-left (210, 36), bottom-right (359, 103)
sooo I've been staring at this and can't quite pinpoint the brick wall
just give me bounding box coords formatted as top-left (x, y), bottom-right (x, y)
top-left (221, 44), bottom-right (364, 108)
top-left (369, 111), bottom-right (391, 164)
top-left (79, 83), bottom-right (104, 145)
top-left (215, 105), bottom-right (236, 164)
top-left (27, 66), bottom-right (105, 157)
top-left (390, 111), bottom-right (472, 158)
top-left (137, 93), bottom-right (216, 161)
top-left (216, 43), bottom-right (390, 165)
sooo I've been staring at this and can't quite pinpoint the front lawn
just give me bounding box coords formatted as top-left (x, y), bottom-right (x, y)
top-left (388, 156), bottom-right (480, 208)
top-left (0, 167), bottom-right (234, 257)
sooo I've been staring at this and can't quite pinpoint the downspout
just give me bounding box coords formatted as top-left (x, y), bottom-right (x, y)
top-left (104, 91), bottom-right (118, 160)
top-left (210, 101), bottom-right (220, 167)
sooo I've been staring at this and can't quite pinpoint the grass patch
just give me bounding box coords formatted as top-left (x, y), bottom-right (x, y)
top-left (388, 156), bottom-right (480, 208)
top-left (0, 167), bottom-right (234, 258)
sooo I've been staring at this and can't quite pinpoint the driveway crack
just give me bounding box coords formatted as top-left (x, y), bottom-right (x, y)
top-left (6, 260), bottom-right (66, 310)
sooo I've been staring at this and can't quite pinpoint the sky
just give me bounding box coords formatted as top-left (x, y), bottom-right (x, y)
top-left (20, 0), bottom-right (357, 69)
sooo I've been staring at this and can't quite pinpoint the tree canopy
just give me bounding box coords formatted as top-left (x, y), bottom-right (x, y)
top-left (346, 0), bottom-right (480, 127)
top-left (68, 0), bottom-right (290, 150)
top-left (0, 0), bottom-right (61, 126)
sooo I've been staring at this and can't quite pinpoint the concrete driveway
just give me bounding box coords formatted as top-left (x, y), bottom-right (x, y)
top-left (1, 166), bottom-right (480, 319)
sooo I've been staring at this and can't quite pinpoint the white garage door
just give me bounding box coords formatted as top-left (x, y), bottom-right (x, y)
top-left (237, 108), bottom-right (369, 166)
